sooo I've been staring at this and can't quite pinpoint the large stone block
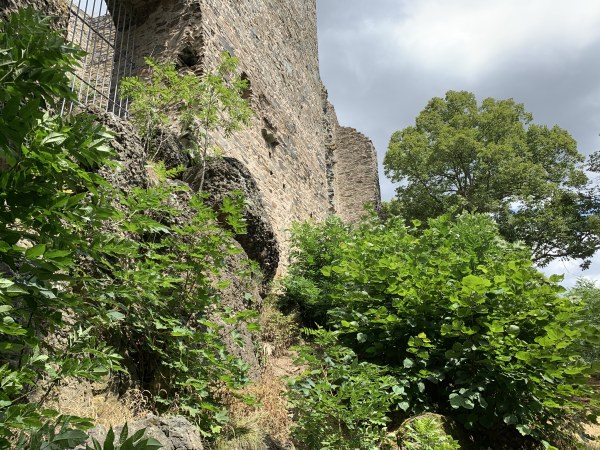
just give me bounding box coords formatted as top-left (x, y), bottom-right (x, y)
top-left (184, 157), bottom-right (280, 283)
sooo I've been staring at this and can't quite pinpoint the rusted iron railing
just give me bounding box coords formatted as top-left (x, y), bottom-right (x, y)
top-left (62, 0), bottom-right (135, 116)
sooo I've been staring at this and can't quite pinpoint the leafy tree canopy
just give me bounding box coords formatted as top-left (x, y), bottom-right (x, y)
top-left (568, 278), bottom-right (600, 364)
top-left (383, 90), bottom-right (600, 267)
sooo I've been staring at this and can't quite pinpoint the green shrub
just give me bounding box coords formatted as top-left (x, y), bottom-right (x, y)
top-left (12, 415), bottom-right (91, 450)
top-left (89, 183), bottom-right (254, 434)
top-left (288, 329), bottom-right (400, 450)
top-left (285, 213), bottom-right (599, 448)
top-left (281, 217), bottom-right (350, 326)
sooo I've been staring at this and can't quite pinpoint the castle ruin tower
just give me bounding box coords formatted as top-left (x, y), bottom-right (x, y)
top-left (2, 0), bottom-right (381, 273)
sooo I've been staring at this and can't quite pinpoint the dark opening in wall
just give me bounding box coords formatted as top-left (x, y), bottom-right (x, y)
top-left (261, 117), bottom-right (280, 148)
top-left (177, 44), bottom-right (200, 69)
top-left (240, 72), bottom-right (252, 100)
top-left (262, 129), bottom-right (280, 148)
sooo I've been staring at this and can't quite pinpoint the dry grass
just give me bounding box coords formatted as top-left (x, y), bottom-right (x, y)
top-left (214, 299), bottom-right (305, 449)
top-left (218, 362), bottom-right (295, 449)
top-left (259, 301), bottom-right (300, 358)
top-left (49, 378), bottom-right (151, 428)
top-left (215, 413), bottom-right (268, 450)
top-left (582, 418), bottom-right (600, 449)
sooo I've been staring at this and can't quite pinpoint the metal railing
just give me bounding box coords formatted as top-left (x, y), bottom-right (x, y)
top-left (62, 0), bottom-right (135, 116)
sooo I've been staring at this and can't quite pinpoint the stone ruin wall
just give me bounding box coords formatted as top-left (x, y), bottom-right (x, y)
top-left (200, 0), bottom-right (332, 267)
top-left (1, 0), bottom-right (68, 25)
top-left (127, 0), bottom-right (382, 268)
top-left (323, 97), bottom-right (381, 223)
top-left (4, 0), bottom-right (382, 272)
top-left (333, 127), bottom-right (381, 223)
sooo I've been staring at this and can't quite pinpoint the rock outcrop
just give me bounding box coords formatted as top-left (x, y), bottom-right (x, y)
top-left (184, 157), bottom-right (280, 283)
top-left (1, 0), bottom-right (68, 27)
top-left (82, 415), bottom-right (204, 450)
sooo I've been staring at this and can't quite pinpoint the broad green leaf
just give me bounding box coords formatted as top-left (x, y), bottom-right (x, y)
top-left (488, 322), bottom-right (504, 333)
top-left (507, 325), bottom-right (520, 336)
top-left (462, 275), bottom-right (491, 294)
top-left (52, 429), bottom-right (88, 445)
top-left (25, 243), bottom-right (46, 258)
top-left (107, 311), bottom-right (126, 322)
top-left (41, 131), bottom-right (67, 145)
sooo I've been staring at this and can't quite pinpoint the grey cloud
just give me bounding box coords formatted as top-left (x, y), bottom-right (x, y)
top-left (317, 0), bottom-right (600, 281)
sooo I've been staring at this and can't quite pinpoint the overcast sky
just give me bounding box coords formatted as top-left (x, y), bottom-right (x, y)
top-left (316, 0), bottom-right (600, 286)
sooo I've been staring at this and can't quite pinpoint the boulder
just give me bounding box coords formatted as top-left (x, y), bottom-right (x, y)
top-left (82, 415), bottom-right (204, 450)
top-left (184, 157), bottom-right (280, 283)
top-left (95, 110), bottom-right (149, 190)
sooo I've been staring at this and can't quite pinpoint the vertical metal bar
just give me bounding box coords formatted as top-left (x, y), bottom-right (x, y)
top-left (124, 11), bottom-right (135, 117)
top-left (111, 0), bottom-right (126, 115)
top-left (114, 0), bottom-right (126, 115)
top-left (75, 0), bottom-right (92, 103)
top-left (83, 0), bottom-right (101, 106)
top-left (98, 0), bottom-right (116, 111)
top-left (70, 0), bottom-right (92, 114)
top-left (77, 0), bottom-right (95, 108)
top-left (67, 0), bottom-right (78, 115)
top-left (62, 0), bottom-right (136, 115)
top-left (60, 0), bottom-right (77, 116)
top-left (90, 14), bottom-right (104, 107)
top-left (92, 1), bottom-right (110, 109)
top-left (120, 6), bottom-right (134, 116)
top-left (67, 0), bottom-right (79, 95)
top-left (105, 0), bottom-right (117, 114)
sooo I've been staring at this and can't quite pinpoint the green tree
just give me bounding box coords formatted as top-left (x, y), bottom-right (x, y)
top-left (568, 278), bottom-right (600, 364)
top-left (120, 54), bottom-right (252, 192)
top-left (383, 90), bottom-right (600, 267)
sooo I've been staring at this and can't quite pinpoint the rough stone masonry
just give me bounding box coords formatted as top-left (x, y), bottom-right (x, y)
top-left (2, 0), bottom-right (382, 273)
